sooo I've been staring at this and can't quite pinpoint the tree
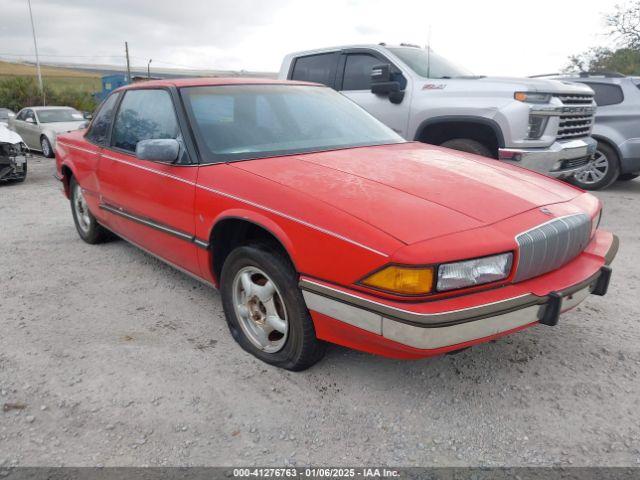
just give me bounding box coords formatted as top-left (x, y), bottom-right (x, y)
top-left (607, 1), bottom-right (640, 49)
top-left (565, 47), bottom-right (640, 75)
top-left (565, 1), bottom-right (640, 74)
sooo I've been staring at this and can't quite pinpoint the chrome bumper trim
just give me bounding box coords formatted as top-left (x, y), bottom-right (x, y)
top-left (498, 137), bottom-right (597, 178)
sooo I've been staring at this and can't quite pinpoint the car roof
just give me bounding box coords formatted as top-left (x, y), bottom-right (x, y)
top-left (116, 77), bottom-right (320, 91)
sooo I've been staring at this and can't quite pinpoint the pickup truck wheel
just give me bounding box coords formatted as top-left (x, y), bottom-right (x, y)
top-left (618, 173), bottom-right (639, 182)
top-left (439, 138), bottom-right (493, 158)
top-left (40, 136), bottom-right (54, 158)
top-left (70, 177), bottom-right (109, 244)
top-left (220, 244), bottom-right (325, 371)
top-left (570, 143), bottom-right (620, 190)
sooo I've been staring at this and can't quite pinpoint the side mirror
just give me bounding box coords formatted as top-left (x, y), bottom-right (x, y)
top-left (371, 64), bottom-right (405, 104)
top-left (25, 117), bottom-right (35, 124)
top-left (83, 112), bottom-right (93, 120)
top-left (135, 138), bottom-right (180, 164)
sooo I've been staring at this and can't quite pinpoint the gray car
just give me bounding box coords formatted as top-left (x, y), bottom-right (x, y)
top-left (8, 106), bottom-right (87, 158)
top-left (553, 73), bottom-right (640, 189)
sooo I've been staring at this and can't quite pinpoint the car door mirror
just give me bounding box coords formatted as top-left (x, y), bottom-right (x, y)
top-left (25, 117), bottom-right (35, 124)
top-left (135, 138), bottom-right (180, 164)
top-left (371, 64), bottom-right (405, 104)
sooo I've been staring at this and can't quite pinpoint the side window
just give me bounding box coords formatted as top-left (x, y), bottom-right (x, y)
top-left (342, 53), bottom-right (380, 91)
top-left (86, 93), bottom-right (120, 145)
top-left (112, 89), bottom-right (180, 153)
top-left (25, 110), bottom-right (36, 122)
top-left (16, 110), bottom-right (27, 121)
top-left (583, 82), bottom-right (624, 106)
top-left (290, 53), bottom-right (338, 87)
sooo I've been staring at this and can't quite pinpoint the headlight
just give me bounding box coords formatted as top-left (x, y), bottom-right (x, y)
top-left (361, 265), bottom-right (434, 295)
top-left (437, 253), bottom-right (513, 292)
top-left (514, 92), bottom-right (552, 104)
top-left (591, 209), bottom-right (602, 237)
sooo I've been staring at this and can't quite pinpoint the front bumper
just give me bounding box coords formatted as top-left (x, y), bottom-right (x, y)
top-left (498, 137), bottom-right (597, 179)
top-left (302, 232), bottom-right (618, 357)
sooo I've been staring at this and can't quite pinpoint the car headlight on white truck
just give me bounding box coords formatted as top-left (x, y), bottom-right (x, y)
top-left (514, 92), bottom-right (552, 104)
top-left (437, 253), bottom-right (513, 291)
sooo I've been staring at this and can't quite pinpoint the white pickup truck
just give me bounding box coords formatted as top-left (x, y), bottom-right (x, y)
top-left (279, 44), bottom-right (598, 180)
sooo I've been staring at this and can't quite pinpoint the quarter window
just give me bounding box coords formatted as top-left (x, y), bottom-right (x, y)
top-left (112, 89), bottom-right (180, 153)
top-left (582, 82), bottom-right (624, 106)
top-left (342, 53), bottom-right (380, 91)
top-left (290, 53), bottom-right (338, 87)
top-left (86, 93), bottom-right (119, 145)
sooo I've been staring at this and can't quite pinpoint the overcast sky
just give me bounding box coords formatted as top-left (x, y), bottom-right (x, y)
top-left (0, 0), bottom-right (621, 76)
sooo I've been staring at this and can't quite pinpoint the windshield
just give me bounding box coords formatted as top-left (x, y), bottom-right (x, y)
top-left (37, 109), bottom-right (84, 123)
top-left (0, 108), bottom-right (15, 120)
top-left (181, 84), bottom-right (404, 162)
top-left (388, 47), bottom-right (473, 79)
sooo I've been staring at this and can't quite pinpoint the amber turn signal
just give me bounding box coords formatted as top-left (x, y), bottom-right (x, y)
top-left (361, 266), bottom-right (434, 295)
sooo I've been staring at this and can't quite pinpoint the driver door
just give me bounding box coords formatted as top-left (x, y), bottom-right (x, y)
top-left (337, 50), bottom-right (411, 138)
top-left (97, 88), bottom-right (201, 276)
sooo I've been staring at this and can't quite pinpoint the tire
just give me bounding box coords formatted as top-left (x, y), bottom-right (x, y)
top-left (439, 138), bottom-right (494, 158)
top-left (70, 177), bottom-right (109, 244)
top-left (570, 142), bottom-right (620, 191)
top-left (618, 173), bottom-right (639, 182)
top-left (220, 244), bottom-right (326, 371)
top-left (41, 136), bottom-right (54, 158)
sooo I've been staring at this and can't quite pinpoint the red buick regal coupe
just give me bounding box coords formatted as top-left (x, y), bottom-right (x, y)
top-left (55, 78), bottom-right (618, 371)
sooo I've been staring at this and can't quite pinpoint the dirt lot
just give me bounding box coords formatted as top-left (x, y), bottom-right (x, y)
top-left (1, 156), bottom-right (639, 468)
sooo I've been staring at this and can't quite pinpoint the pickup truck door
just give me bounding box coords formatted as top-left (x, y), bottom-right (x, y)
top-left (337, 50), bottom-right (411, 138)
top-left (96, 88), bottom-right (202, 276)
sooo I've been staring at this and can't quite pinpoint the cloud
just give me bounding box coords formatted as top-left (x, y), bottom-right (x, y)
top-left (0, 0), bottom-right (621, 76)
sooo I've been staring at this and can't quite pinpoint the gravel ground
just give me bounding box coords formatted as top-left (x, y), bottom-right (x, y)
top-left (1, 156), bottom-right (639, 468)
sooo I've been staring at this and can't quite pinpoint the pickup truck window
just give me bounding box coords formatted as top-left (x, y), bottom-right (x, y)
top-left (290, 53), bottom-right (338, 87)
top-left (580, 82), bottom-right (624, 107)
top-left (112, 89), bottom-right (180, 153)
top-left (181, 84), bottom-right (403, 163)
top-left (388, 47), bottom-right (472, 79)
top-left (86, 93), bottom-right (120, 145)
top-left (342, 53), bottom-right (379, 90)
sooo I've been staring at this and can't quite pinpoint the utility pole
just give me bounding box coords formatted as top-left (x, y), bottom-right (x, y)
top-left (27, 0), bottom-right (44, 104)
top-left (125, 41), bottom-right (131, 83)
top-left (147, 59), bottom-right (152, 79)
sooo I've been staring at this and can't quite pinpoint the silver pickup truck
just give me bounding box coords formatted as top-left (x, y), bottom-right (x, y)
top-left (279, 44), bottom-right (598, 181)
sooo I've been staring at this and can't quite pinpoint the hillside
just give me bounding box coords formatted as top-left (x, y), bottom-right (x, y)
top-left (0, 60), bottom-right (101, 93)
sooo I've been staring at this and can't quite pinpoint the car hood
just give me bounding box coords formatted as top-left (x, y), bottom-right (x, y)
top-left (473, 76), bottom-right (594, 95)
top-left (0, 123), bottom-right (23, 144)
top-left (231, 143), bottom-right (581, 245)
top-left (43, 121), bottom-right (87, 135)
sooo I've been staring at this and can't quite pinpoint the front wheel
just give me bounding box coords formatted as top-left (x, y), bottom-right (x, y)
top-left (41, 136), bottom-right (54, 158)
top-left (70, 177), bottom-right (109, 244)
top-left (220, 244), bottom-right (325, 371)
top-left (439, 138), bottom-right (495, 158)
top-left (570, 142), bottom-right (620, 190)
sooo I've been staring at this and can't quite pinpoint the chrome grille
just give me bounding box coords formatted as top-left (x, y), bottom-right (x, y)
top-left (514, 213), bottom-right (591, 283)
top-left (555, 94), bottom-right (595, 140)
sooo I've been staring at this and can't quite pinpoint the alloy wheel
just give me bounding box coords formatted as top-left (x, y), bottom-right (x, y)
top-left (41, 138), bottom-right (50, 157)
top-left (232, 266), bottom-right (289, 353)
top-left (573, 150), bottom-right (609, 185)
top-left (73, 183), bottom-right (91, 234)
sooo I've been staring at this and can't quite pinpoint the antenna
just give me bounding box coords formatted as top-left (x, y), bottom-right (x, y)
top-left (426, 25), bottom-right (432, 78)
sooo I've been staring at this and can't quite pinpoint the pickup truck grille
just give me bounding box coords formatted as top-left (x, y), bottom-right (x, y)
top-left (514, 213), bottom-right (591, 283)
top-left (555, 93), bottom-right (595, 140)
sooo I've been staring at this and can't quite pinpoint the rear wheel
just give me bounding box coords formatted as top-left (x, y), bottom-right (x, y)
top-left (41, 136), bottom-right (54, 158)
top-left (70, 177), bottom-right (109, 244)
top-left (570, 142), bottom-right (620, 190)
top-left (220, 244), bottom-right (325, 371)
top-left (440, 138), bottom-right (494, 158)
